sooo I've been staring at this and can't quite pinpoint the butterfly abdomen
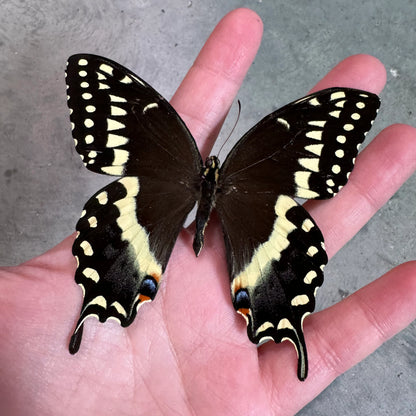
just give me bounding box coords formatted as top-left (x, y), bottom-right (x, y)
top-left (193, 156), bottom-right (220, 256)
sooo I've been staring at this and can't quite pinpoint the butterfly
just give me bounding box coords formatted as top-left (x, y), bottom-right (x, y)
top-left (66, 54), bottom-right (380, 381)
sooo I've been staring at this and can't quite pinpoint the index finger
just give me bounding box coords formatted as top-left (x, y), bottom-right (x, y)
top-left (170, 8), bottom-right (263, 159)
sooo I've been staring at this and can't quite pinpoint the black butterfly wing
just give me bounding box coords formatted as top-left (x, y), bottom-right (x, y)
top-left (219, 88), bottom-right (380, 199)
top-left (66, 54), bottom-right (201, 352)
top-left (66, 54), bottom-right (202, 177)
top-left (216, 88), bottom-right (380, 380)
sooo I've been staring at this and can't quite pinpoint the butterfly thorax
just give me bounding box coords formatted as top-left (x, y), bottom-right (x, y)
top-left (192, 156), bottom-right (220, 257)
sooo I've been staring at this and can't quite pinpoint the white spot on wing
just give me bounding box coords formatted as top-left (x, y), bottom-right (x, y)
top-left (84, 119), bottom-right (94, 128)
top-left (110, 94), bottom-right (127, 103)
top-left (143, 103), bottom-right (159, 113)
top-left (291, 294), bottom-right (309, 306)
top-left (107, 133), bottom-right (129, 147)
top-left (96, 191), bottom-right (108, 205)
top-left (277, 118), bottom-right (290, 130)
top-left (88, 216), bottom-right (97, 227)
top-left (330, 91), bottom-right (346, 100)
top-left (332, 164), bottom-right (341, 174)
top-left (255, 321), bottom-right (275, 336)
top-left (277, 318), bottom-right (294, 330)
top-left (113, 149), bottom-right (129, 166)
top-left (111, 301), bottom-right (127, 317)
top-left (298, 158), bottom-right (320, 172)
top-left (82, 267), bottom-right (100, 282)
top-left (107, 119), bottom-right (125, 131)
top-left (307, 246), bottom-right (319, 257)
top-left (120, 75), bottom-right (133, 84)
top-left (308, 97), bottom-right (320, 106)
top-left (101, 166), bottom-right (124, 175)
top-left (305, 144), bottom-right (323, 156)
top-left (304, 270), bottom-right (317, 284)
top-left (336, 135), bottom-right (346, 143)
top-left (111, 105), bottom-right (127, 116)
top-left (99, 63), bottom-right (114, 76)
top-left (305, 130), bottom-right (322, 140)
top-left (308, 120), bottom-right (326, 127)
top-left (294, 171), bottom-right (311, 189)
top-left (301, 219), bottom-right (314, 232)
top-left (80, 240), bottom-right (94, 256)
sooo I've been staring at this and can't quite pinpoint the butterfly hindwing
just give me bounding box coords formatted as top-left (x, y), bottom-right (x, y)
top-left (70, 174), bottom-right (197, 353)
top-left (219, 194), bottom-right (326, 380)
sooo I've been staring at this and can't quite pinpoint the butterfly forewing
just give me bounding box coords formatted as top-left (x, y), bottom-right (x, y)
top-left (66, 54), bottom-right (202, 178)
top-left (219, 88), bottom-right (380, 200)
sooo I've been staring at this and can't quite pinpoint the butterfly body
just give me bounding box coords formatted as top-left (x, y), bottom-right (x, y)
top-left (66, 54), bottom-right (380, 380)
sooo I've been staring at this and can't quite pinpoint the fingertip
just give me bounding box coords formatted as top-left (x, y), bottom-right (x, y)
top-left (311, 54), bottom-right (387, 94)
top-left (171, 8), bottom-right (263, 155)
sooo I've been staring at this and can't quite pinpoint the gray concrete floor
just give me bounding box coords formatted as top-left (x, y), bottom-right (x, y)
top-left (1, 0), bottom-right (415, 414)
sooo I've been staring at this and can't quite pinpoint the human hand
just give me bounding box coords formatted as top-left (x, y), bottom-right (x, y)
top-left (1, 8), bottom-right (415, 416)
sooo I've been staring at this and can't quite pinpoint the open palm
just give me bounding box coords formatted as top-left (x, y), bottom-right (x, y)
top-left (1, 8), bottom-right (415, 416)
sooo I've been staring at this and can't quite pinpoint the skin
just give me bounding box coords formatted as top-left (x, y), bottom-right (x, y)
top-left (1, 8), bottom-right (416, 416)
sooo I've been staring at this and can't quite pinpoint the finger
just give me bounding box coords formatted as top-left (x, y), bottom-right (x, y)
top-left (259, 261), bottom-right (416, 414)
top-left (170, 8), bottom-right (263, 158)
top-left (304, 261), bottom-right (416, 402)
top-left (310, 53), bottom-right (386, 94)
top-left (307, 123), bottom-right (416, 258)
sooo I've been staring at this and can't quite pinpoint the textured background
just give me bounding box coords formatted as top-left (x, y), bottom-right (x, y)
top-left (1, 0), bottom-right (415, 414)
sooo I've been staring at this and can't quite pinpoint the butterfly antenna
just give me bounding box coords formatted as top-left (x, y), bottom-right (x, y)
top-left (217, 100), bottom-right (242, 159)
